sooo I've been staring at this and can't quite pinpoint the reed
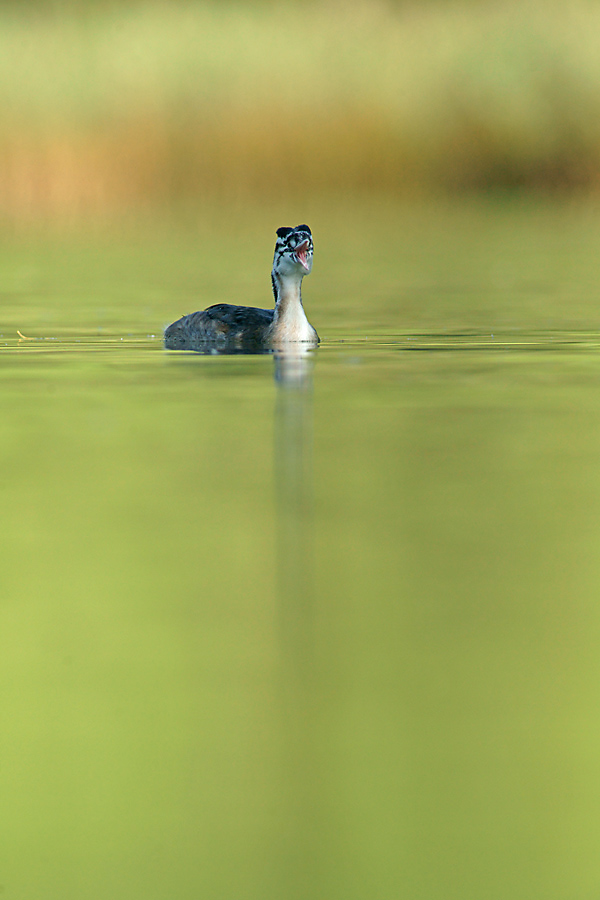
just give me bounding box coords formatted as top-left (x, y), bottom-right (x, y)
top-left (0, 1), bottom-right (599, 218)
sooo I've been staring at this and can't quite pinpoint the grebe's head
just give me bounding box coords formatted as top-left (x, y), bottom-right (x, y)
top-left (273, 224), bottom-right (313, 278)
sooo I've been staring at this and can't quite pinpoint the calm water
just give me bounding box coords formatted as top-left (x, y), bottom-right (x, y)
top-left (2, 199), bottom-right (600, 899)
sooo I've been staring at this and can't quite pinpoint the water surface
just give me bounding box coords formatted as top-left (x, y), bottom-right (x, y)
top-left (2, 199), bottom-right (600, 900)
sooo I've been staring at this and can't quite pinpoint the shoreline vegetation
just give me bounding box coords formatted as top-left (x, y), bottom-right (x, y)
top-left (1, 1), bottom-right (600, 219)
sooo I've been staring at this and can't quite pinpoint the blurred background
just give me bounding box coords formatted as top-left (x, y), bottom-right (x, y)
top-left (5, 6), bottom-right (600, 900)
top-left (0, 0), bottom-right (599, 224)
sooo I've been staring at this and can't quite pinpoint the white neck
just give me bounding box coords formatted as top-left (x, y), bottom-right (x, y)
top-left (270, 270), bottom-right (317, 342)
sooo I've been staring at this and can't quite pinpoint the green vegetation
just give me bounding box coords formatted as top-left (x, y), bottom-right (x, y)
top-left (0, 0), bottom-right (600, 218)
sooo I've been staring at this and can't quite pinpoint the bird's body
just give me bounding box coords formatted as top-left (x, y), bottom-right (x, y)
top-left (164, 303), bottom-right (274, 348)
top-left (164, 224), bottom-right (318, 350)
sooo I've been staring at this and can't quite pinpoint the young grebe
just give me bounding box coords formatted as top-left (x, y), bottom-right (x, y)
top-left (164, 224), bottom-right (318, 349)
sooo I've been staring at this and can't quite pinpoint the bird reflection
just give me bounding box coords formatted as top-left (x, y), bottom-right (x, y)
top-left (166, 342), bottom-right (316, 631)
top-left (272, 346), bottom-right (322, 898)
top-left (173, 341), bottom-right (317, 664)
top-left (167, 340), bottom-right (320, 893)
top-left (273, 346), bottom-right (316, 683)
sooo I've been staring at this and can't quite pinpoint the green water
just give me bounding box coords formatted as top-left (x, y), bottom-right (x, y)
top-left (2, 198), bottom-right (600, 899)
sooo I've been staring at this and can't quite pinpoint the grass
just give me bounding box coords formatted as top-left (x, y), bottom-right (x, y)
top-left (1, 0), bottom-right (600, 218)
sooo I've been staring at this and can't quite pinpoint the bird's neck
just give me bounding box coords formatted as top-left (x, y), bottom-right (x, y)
top-left (272, 270), bottom-right (304, 319)
top-left (269, 270), bottom-right (315, 342)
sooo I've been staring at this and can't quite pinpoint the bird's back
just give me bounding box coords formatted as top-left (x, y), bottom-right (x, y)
top-left (164, 303), bottom-right (274, 350)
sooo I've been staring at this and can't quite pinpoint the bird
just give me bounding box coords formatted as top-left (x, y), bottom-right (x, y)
top-left (164, 224), bottom-right (318, 350)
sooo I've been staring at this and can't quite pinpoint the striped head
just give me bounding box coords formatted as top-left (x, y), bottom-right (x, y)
top-left (273, 224), bottom-right (313, 279)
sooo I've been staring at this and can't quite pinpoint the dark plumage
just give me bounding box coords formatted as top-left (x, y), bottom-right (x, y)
top-left (164, 303), bottom-right (275, 350)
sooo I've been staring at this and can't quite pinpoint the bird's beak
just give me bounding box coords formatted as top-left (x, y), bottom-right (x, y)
top-left (294, 240), bottom-right (311, 271)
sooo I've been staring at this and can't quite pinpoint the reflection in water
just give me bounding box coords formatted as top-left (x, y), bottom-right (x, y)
top-left (166, 339), bottom-right (321, 894)
top-left (273, 346), bottom-right (316, 673)
top-left (272, 347), bottom-right (323, 899)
